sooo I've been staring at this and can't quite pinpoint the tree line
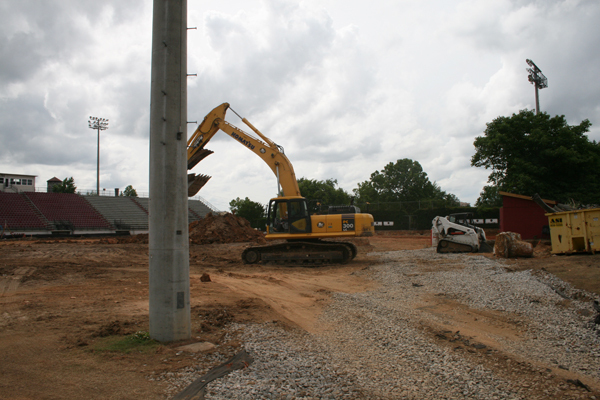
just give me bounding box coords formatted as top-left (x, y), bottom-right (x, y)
top-left (50, 107), bottom-right (600, 228)
top-left (233, 108), bottom-right (599, 227)
top-left (230, 159), bottom-right (460, 228)
top-left (472, 109), bottom-right (599, 207)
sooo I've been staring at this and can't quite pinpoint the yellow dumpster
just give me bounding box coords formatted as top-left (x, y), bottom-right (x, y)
top-left (546, 208), bottom-right (600, 254)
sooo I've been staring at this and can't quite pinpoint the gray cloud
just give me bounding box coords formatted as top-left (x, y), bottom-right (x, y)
top-left (0, 1), bottom-right (150, 186)
top-left (1, 0), bottom-right (599, 209)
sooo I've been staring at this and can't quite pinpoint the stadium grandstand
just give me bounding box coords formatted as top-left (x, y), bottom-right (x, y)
top-left (0, 177), bottom-right (217, 237)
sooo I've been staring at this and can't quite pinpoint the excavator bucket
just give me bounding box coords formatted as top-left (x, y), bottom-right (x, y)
top-left (187, 149), bottom-right (214, 170)
top-left (188, 173), bottom-right (211, 197)
top-left (187, 147), bottom-right (214, 196)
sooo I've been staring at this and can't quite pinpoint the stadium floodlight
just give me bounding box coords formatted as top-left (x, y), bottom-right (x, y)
top-left (88, 116), bottom-right (109, 196)
top-left (526, 59), bottom-right (548, 115)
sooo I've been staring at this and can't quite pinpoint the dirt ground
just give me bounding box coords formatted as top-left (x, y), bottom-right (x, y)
top-left (0, 229), bottom-right (598, 399)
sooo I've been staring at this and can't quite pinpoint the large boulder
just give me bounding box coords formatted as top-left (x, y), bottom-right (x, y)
top-left (494, 232), bottom-right (533, 258)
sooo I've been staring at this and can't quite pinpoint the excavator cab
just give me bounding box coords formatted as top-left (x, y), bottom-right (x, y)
top-left (267, 197), bottom-right (312, 234)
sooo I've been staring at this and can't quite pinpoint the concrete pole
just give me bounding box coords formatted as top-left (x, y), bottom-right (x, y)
top-left (148, 0), bottom-right (191, 342)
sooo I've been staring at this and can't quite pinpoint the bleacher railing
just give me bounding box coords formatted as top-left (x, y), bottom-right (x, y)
top-left (34, 187), bottom-right (220, 212)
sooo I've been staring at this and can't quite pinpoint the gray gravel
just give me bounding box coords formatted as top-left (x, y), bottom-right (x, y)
top-left (167, 248), bottom-right (600, 399)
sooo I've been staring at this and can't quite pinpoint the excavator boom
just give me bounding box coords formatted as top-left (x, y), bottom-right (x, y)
top-left (187, 103), bottom-right (300, 197)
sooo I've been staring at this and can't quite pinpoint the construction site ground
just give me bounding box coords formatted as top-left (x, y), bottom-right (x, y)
top-left (1, 223), bottom-right (599, 399)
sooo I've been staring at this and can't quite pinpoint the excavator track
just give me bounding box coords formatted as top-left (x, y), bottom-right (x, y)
top-left (242, 240), bottom-right (357, 265)
top-left (437, 239), bottom-right (474, 253)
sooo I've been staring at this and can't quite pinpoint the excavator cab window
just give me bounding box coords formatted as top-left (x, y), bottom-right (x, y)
top-left (269, 201), bottom-right (288, 233)
top-left (268, 198), bottom-right (311, 234)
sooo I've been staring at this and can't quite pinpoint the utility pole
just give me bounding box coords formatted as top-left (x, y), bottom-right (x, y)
top-left (526, 59), bottom-right (548, 115)
top-left (148, 0), bottom-right (191, 342)
top-left (88, 116), bottom-right (109, 195)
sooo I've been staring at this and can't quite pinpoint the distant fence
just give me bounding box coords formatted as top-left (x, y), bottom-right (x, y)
top-left (355, 202), bottom-right (500, 230)
top-left (302, 199), bottom-right (499, 231)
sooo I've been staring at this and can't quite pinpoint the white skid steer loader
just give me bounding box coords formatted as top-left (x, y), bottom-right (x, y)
top-left (432, 213), bottom-right (493, 253)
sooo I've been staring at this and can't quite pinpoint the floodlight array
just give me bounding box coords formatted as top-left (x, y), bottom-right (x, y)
top-left (88, 116), bottom-right (109, 130)
top-left (526, 59), bottom-right (548, 89)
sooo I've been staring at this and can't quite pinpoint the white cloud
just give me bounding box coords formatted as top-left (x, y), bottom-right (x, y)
top-left (1, 0), bottom-right (599, 210)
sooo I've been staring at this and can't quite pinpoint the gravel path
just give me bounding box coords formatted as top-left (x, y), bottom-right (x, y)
top-left (170, 248), bottom-right (600, 399)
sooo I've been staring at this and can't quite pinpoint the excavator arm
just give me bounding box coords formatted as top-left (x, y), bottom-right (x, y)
top-left (188, 103), bottom-right (375, 264)
top-left (187, 103), bottom-right (301, 198)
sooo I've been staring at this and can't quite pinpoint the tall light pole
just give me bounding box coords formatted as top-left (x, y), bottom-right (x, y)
top-left (88, 116), bottom-right (109, 195)
top-left (526, 59), bottom-right (548, 115)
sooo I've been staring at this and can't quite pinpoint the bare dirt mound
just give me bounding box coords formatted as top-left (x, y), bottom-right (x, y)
top-left (115, 213), bottom-right (266, 245)
top-left (117, 233), bottom-right (148, 244)
top-left (189, 213), bottom-right (266, 245)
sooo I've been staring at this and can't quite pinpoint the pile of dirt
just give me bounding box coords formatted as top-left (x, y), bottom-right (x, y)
top-left (114, 213), bottom-right (266, 245)
top-left (189, 213), bottom-right (266, 245)
top-left (117, 234), bottom-right (148, 244)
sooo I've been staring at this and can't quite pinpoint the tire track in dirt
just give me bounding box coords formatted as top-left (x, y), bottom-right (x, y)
top-left (207, 266), bottom-right (374, 332)
top-left (0, 267), bottom-right (36, 301)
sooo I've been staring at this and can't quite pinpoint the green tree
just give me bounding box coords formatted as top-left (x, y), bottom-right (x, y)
top-left (353, 159), bottom-right (455, 203)
top-left (471, 109), bottom-right (600, 204)
top-left (51, 177), bottom-right (76, 193)
top-left (443, 192), bottom-right (461, 207)
top-left (475, 185), bottom-right (503, 208)
top-left (121, 185), bottom-right (138, 197)
top-left (229, 197), bottom-right (266, 229)
top-left (297, 178), bottom-right (351, 212)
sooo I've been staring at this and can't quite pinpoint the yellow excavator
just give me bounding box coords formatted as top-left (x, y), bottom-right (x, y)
top-left (187, 103), bottom-right (375, 264)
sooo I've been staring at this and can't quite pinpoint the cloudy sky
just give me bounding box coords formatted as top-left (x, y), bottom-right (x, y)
top-left (1, 0), bottom-right (599, 210)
